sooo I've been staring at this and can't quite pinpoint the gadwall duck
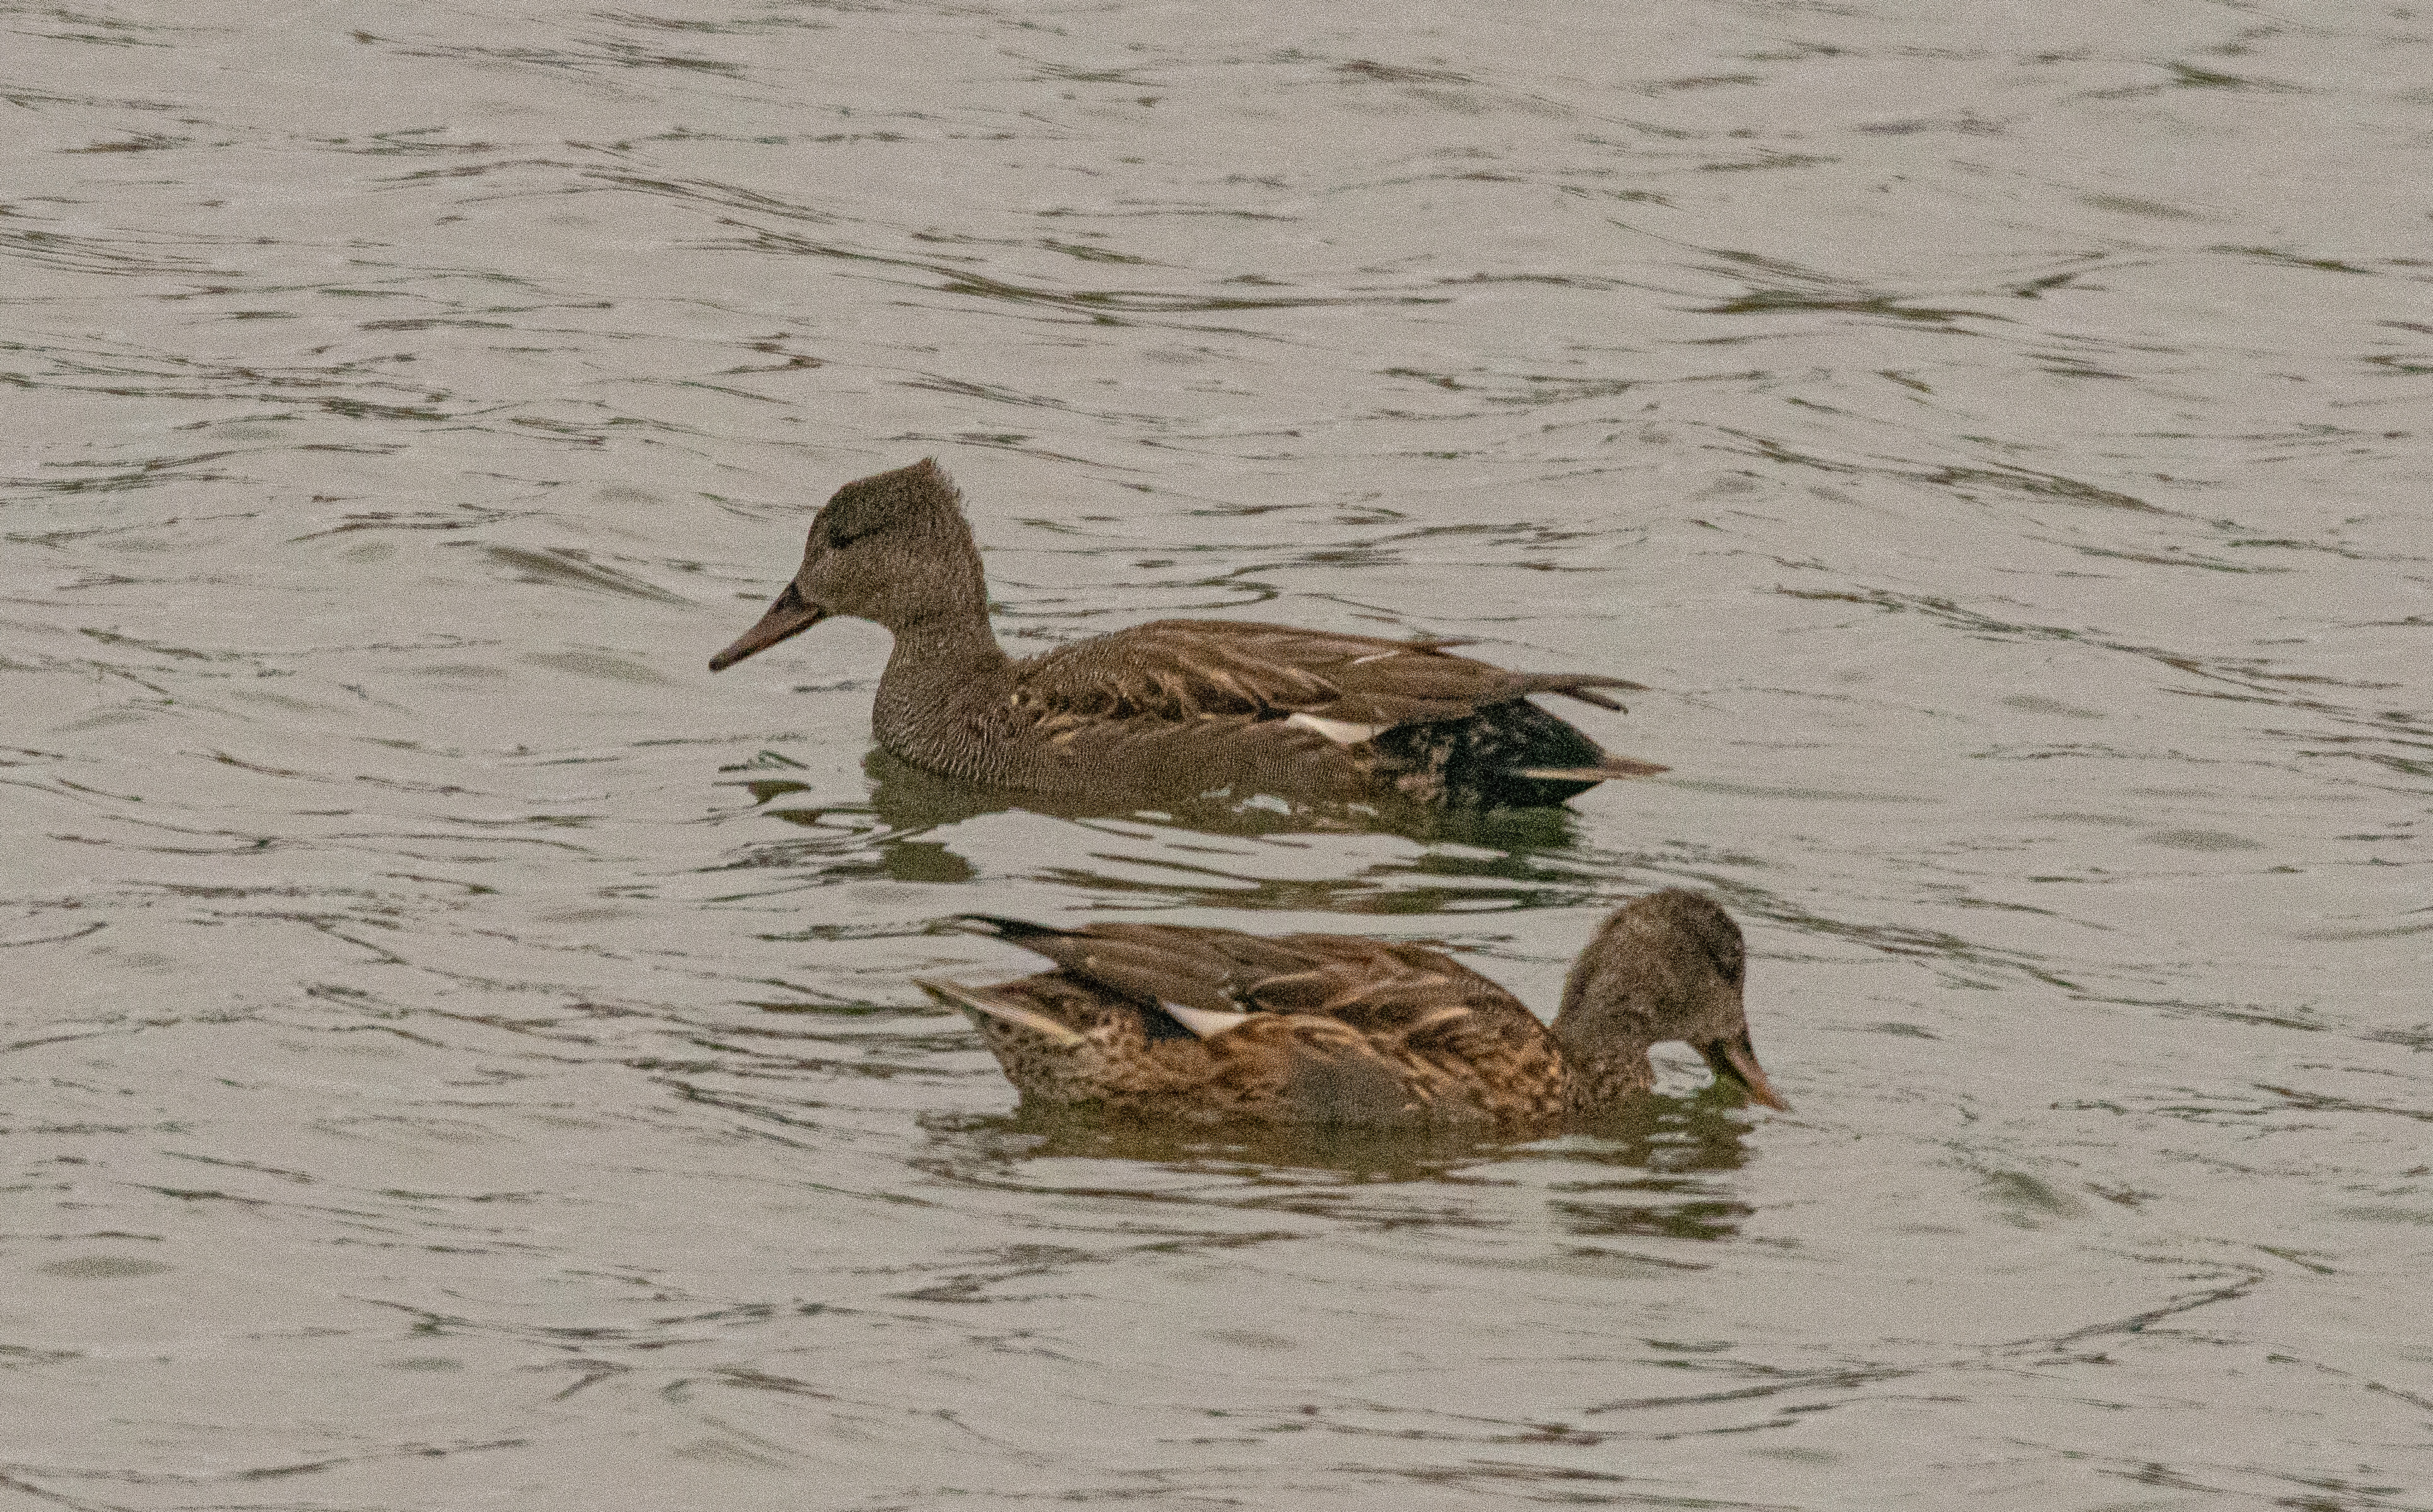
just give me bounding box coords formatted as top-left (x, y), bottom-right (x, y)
top-left (916, 889), bottom-right (1787, 1130)
top-left (709, 460), bottom-right (1663, 809)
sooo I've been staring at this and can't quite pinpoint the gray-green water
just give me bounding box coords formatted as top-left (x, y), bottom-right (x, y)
top-left (5, 2), bottom-right (2429, 1507)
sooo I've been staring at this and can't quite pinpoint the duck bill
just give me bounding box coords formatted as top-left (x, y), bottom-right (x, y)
top-left (709, 582), bottom-right (826, 671)
top-left (1702, 1029), bottom-right (1790, 1111)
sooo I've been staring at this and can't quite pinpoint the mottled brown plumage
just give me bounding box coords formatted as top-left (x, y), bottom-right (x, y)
top-left (918, 889), bottom-right (1788, 1130)
top-left (709, 459), bottom-right (1664, 809)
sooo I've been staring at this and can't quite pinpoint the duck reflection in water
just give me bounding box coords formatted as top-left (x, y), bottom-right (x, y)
top-left (726, 747), bottom-right (1602, 902)
top-left (917, 891), bottom-right (1786, 1134)
top-left (931, 1087), bottom-right (1762, 1197)
top-left (857, 746), bottom-right (1591, 848)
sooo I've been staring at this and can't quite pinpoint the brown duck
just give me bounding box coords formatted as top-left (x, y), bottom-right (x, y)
top-left (916, 889), bottom-right (1787, 1130)
top-left (709, 459), bottom-right (1664, 809)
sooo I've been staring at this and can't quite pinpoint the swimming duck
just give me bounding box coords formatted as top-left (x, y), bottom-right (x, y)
top-left (916, 889), bottom-right (1786, 1129)
top-left (709, 460), bottom-right (1663, 809)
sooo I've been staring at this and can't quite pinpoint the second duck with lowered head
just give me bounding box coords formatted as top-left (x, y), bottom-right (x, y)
top-left (710, 460), bottom-right (1664, 809)
top-left (918, 888), bottom-right (1788, 1129)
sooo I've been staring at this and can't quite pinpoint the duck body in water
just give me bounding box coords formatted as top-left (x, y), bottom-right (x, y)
top-left (709, 460), bottom-right (1663, 809)
top-left (917, 889), bottom-right (1788, 1131)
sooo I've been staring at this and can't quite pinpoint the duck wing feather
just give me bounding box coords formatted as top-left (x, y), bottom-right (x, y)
top-left (955, 917), bottom-right (1572, 1126)
top-left (1009, 619), bottom-right (1641, 734)
top-left (960, 916), bottom-right (1544, 1041)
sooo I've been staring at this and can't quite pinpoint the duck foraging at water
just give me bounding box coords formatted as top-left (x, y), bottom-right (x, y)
top-left (709, 460), bottom-right (1664, 809)
top-left (916, 889), bottom-right (1786, 1130)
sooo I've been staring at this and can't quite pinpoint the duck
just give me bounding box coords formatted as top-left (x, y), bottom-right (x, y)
top-left (709, 459), bottom-right (1664, 809)
top-left (914, 889), bottom-right (1786, 1130)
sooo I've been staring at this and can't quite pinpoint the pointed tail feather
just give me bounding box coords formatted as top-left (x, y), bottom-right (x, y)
top-left (1520, 674), bottom-right (1648, 712)
top-left (914, 977), bottom-right (1087, 1045)
top-left (953, 914), bottom-right (1070, 941)
top-left (1513, 757), bottom-right (1670, 781)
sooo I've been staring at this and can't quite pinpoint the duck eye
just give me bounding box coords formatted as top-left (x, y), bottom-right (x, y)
top-left (820, 491), bottom-right (887, 548)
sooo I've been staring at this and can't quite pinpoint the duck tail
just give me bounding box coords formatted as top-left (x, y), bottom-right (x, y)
top-left (1511, 756), bottom-right (1669, 782)
top-left (952, 914), bottom-right (1073, 942)
top-left (914, 977), bottom-right (1087, 1046)
top-left (1516, 672), bottom-right (1647, 712)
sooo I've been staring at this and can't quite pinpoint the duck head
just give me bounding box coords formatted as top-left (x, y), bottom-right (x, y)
top-left (1552, 889), bottom-right (1789, 1112)
top-left (709, 459), bottom-right (987, 671)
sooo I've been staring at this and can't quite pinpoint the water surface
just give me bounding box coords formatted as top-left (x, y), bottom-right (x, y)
top-left (5, 1), bottom-right (2429, 1507)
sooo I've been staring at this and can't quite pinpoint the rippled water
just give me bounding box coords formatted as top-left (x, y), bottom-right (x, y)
top-left (7, 2), bottom-right (2430, 1506)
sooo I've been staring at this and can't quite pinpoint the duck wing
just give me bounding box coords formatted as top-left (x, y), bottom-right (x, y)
top-left (951, 917), bottom-right (1570, 1127)
top-left (960, 916), bottom-right (1543, 1040)
top-left (1009, 619), bottom-right (1641, 736)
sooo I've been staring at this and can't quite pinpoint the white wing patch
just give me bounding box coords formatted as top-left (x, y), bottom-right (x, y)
top-left (1286, 712), bottom-right (1384, 745)
top-left (1347, 650), bottom-right (1401, 666)
top-left (1160, 1001), bottom-right (1256, 1039)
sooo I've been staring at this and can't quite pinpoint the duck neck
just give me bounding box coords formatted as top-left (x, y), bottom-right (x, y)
top-left (1552, 969), bottom-right (1658, 1112)
top-left (1557, 1038), bottom-right (1655, 1112)
top-left (872, 603), bottom-right (1016, 774)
